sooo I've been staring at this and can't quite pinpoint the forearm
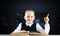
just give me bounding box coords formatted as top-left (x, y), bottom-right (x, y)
top-left (36, 23), bottom-right (50, 34)
top-left (12, 23), bottom-right (22, 33)
top-left (39, 24), bottom-right (50, 34)
top-left (44, 24), bottom-right (50, 34)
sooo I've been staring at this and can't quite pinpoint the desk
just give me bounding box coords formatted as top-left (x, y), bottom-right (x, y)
top-left (10, 32), bottom-right (48, 36)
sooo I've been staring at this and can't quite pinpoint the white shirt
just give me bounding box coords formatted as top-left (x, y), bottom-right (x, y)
top-left (13, 23), bottom-right (50, 34)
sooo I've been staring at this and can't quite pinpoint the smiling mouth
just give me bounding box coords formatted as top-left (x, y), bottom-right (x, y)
top-left (27, 20), bottom-right (32, 21)
top-left (27, 20), bottom-right (30, 21)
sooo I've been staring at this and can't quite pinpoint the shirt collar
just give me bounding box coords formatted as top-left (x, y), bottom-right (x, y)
top-left (26, 22), bottom-right (33, 27)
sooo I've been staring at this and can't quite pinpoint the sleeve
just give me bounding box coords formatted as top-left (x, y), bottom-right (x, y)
top-left (36, 23), bottom-right (50, 34)
top-left (13, 23), bottom-right (22, 33)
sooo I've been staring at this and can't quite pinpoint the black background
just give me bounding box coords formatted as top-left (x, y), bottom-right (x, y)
top-left (0, 0), bottom-right (60, 35)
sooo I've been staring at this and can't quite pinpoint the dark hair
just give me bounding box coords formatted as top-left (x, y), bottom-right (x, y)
top-left (25, 9), bottom-right (35, 12)
top-left (22, 9), bottom-right (36, 18)
top-left (24, 9), bottom-right (35, 16)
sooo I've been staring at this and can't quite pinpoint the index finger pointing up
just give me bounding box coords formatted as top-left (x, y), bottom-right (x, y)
top-left (46, 13), bottom-right (49, 18)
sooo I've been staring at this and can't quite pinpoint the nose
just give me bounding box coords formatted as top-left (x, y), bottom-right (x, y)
top-left (29, 17), bottom-right (31, 19)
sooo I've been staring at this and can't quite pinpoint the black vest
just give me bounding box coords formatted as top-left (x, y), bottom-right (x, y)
top-left (21, 22), bottom-right (45, 32)
top-left (21, 22), bottom-right (37, 32)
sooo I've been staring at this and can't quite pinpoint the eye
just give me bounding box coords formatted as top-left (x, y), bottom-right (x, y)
top-left (31, 16), bottom-right (33, 18)
top-left (27, 16), bottom-right (29, 18)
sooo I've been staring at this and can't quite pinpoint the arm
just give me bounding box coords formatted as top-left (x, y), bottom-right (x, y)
top-left (12, 23), bottom-right (22, 33)
top-left (12, 23), bottom-right (27, 33)
top-left (36, 23), bottom-right (50, 34)
top-left (45, 23), bottom-right (50, 34)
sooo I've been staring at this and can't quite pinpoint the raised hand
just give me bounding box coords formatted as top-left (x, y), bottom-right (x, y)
top-left (44, 14), bottom-right (49, 24)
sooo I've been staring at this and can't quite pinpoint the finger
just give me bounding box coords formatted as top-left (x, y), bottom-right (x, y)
top-left (46, 13), bottom-right (49, 18)
top-left (44, 16), bottom-right (49, 20)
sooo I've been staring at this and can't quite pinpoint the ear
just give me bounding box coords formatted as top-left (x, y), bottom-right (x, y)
top-left (24, 16), bottom-right (25, 20)
top-left (24, 16), bottom-right (26, 19)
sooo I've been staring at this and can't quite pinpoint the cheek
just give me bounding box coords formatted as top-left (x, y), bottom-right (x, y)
top-left (25, 18), bottom-right (30, 21)
top-left (24, 17), bottom-right (28, 21)
top-left (31, 18), bottom-right (35, 21)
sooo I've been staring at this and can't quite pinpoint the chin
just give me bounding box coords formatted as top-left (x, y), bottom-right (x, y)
top-left (27, 21), bottom-right (32, 24)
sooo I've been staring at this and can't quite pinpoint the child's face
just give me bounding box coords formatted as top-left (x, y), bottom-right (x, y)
top-left (24, 11), bottom-right (35, 24)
